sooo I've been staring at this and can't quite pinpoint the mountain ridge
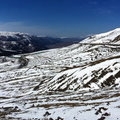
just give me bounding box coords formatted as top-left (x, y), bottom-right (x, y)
top-left (0, 31), bottom-right (83, 56)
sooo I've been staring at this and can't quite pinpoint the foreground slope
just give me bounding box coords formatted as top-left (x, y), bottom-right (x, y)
top-left (0, 28), bottom-right (120, 120)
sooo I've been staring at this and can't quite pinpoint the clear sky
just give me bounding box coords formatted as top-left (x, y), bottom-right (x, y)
top-left (0, 0), bottom-right (120, 37)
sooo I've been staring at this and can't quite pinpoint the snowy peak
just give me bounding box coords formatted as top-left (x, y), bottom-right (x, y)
top-left (0, 31), bottom-right (29, 38)
top-left (82, 28), bottom-right (120, 44)
top-left (0, 31), bottom-right (30, 42)
top-left (0, 32), bottom-right (34, 56)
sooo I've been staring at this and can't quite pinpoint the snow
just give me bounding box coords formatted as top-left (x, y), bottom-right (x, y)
top-left (0, 31), bottom-right (29, 38)
top-left (82, 27), bottom-right (120, 44)
top-left (0, 28), bottom-right (120, 119)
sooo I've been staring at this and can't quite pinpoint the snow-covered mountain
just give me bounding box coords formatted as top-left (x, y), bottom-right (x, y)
top-left (0, 32), bottom-right (34, 56)
top-left (0, 32), bottom-right (83, 56)
top-left (0, 28), bottom-right (120, 120)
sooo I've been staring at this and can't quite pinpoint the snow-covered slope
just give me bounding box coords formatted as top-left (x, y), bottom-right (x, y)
top-left (0, 28), bottom-right (120, 120)
top-left (82, 28), bottom-right (120, 43)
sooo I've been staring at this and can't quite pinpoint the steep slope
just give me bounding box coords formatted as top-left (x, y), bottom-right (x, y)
top-left (0, 28), bottom-right (120, 120)
top-left (48, 55), bottom-right (120, 91)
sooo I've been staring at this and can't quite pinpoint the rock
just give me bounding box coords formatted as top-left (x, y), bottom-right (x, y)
top-left (102, 112), bottom-right (110, 116)
top-left (49, 118), bottom-right (54, 120)
top-left (98, 116), bottom-right (106, 120)
top-left (43, 111), bottom-right (51, 117)
top-left (95, 107), bottom-right (108, 115)
top-left (56, 116), bottom-right (64, 120)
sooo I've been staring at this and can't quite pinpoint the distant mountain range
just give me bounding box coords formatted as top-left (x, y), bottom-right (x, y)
top-left (0, 32), bottom-right (84, 56)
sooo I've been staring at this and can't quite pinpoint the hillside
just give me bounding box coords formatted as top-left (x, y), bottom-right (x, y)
top-left (0, 28), bottom-right (120, 120)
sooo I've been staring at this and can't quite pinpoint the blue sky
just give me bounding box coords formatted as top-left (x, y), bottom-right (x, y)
top-left (0, 0), bottom-right (120, 37)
